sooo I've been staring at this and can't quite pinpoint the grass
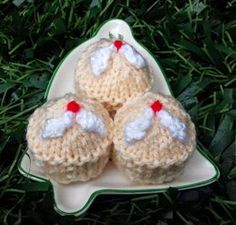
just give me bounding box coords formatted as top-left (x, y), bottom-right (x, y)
top-left (0, 0), bottom-right (236, 224)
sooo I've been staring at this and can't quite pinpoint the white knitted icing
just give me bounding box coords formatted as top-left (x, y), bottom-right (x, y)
top-left (42, 108), bottom-right (106, 139)
top-left (90, 45), bottom-right (115, 76)
top-left (76, 108), bottom-right (106, 136)
top-left (119, 44), bottom-right (145, 69)
top-left (42, 111), bottom-right (74, 139)
top-left (125, 108), bottom-right (153, 144)
top-left (158, 109), bottom-right (187, 143)
top-left (90, 42), bottom-right (146, 76)
top-left (124, 107), bottom-right (187, 144)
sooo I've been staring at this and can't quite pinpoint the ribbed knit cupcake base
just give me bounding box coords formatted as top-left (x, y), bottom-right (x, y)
top-left (112, 92), bottom-right (196, 184)
top-left (32, 150), bottom-right (110, 184)
top-left (112, 150), bottom-right (186, 184)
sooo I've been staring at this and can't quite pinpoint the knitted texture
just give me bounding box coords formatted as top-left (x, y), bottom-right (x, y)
top-left (74, 39), bottom-right (152, 114)
top-left (112, 92), bottom-right (196, 184)
top-left (26, 94), bottom-right (113, 184)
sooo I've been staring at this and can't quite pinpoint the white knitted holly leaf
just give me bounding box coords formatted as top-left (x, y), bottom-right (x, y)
top-left (42, 111), bottom-right (74, 139)
top-left (90, 45), bottom-right (114, 76)
top-left (119, 44), bottom-right (145, 69)
top-left (124, 108), bottom-right (153, 144)
top-left (76, 109), bottom-right (106, 136)
top-left (158, 109), bottom-right (187, 143)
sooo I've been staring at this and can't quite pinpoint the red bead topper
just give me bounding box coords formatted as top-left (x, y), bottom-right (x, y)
top-left (67, 101), bottom-right (80, 113)
top-left (113, 40), bottom-right (123, 51)
top-left (150, 100), bottom-right (163, 113)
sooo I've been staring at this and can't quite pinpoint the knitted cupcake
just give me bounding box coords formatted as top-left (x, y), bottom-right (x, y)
top-left (26, 94), bottom-right (113, 184)
top-left (74, 38), bottom-right (152, 115)
top-left (112, 92), bottom-right (196, 184)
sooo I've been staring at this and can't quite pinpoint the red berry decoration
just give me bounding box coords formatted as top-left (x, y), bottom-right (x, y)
top-left (150, 100), bottom-right (163, 113)
top-left (67, 101), bottom-right (80, 113)
top-left (114, 40), bottom-right (123, 51)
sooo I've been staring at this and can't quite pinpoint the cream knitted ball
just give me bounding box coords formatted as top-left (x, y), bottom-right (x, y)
top-left (26, 94), bottom-right (113, 184)
top-left (112, 92), bottom-right (196, 184)
top-left (74, 38), bottom-right (152, 115)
